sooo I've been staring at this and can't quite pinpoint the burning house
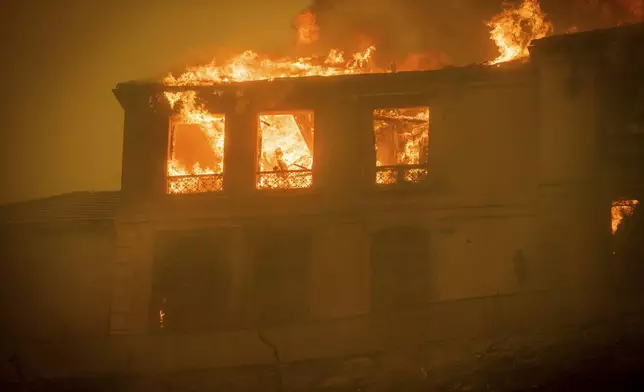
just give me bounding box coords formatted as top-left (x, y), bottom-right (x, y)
top-left (1, 1), bottom-right (644, 389)
top-left (109, 20), bottom-right (644, 334)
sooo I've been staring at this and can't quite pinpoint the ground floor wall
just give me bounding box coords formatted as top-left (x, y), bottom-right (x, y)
top-left (108, 203), bottom-right (537, 335)
top-left (1, 198), bottom-right (628, 383)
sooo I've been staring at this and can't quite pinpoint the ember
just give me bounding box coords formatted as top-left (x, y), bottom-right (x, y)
top-left (159, 298), bottom-right (167, 329)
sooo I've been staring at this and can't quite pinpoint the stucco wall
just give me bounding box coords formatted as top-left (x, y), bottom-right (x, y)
top-left (430, 81), bottom-right (538, 206)
top-left (532, 49), bottom-right (612, 289)
top-left (111, 77), bottom-right (540, 333)
top-left (98, 58), bottom-right (618, 378)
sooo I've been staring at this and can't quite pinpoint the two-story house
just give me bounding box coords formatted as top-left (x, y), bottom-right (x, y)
top-left (1, 22), bottom-right (643, 389)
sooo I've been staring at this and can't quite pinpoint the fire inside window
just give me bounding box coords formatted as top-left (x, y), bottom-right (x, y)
top-left (373, 107), bottom-right (430, 185)
top-left (256, 111), bottom-right (314, 190)
top-left (611, 199), bottom-right (639, 235)
top-left (166, 114), bottom-right (226, 194)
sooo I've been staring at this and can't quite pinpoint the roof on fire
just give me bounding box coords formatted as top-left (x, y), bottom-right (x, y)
top-left (115, 60), bottom-right (530, 94)
top-left (114, 22), bottom-right (643, 91)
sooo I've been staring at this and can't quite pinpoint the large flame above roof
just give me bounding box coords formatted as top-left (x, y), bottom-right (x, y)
top-left (163, 46), bottom-right (377, 86)
top-left (486, 0), bottom-right (554, 65)
top-left (163, 0), bottom-right (554, 87)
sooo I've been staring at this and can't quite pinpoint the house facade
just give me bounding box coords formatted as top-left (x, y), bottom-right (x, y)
top-left (1, 23), bottom-right (643, 385)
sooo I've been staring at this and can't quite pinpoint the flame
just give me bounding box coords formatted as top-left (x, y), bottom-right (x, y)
top-left (162, 44), bottom-right (376, 193)
top-left (374, 108), bottom-right (430, 165)
top-left (156, 0), bottom-right (566, 194)
top-left (611, 199), bottom-right (639, 235)
top-left (257, 113), bottom-right (314, 189)
top-left (486, 0), bottom-right (554, 65)
top-left (164, 90), bottom-right (226, 194)
top-left (164, 46), bottom-right (376, 86)
top-left (374, 107), bottom-right (430, 185)
top-left (259, 114), bottom-right (313, 171)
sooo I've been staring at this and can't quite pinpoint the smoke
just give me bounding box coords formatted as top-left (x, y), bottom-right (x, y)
top-left (296, 0), bottom-right (644, 67)
top-left (540, 0), bottom-right (643, 32)
top-left (297, 0), bottom-right (501, 67)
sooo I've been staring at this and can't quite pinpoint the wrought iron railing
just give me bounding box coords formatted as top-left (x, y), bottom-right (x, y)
top-left (256, 170), bottom-right (313, 190)
top-left (375, 165), bottom-right (429, 186)
top-left (167, 174), bottom-right (224, 194)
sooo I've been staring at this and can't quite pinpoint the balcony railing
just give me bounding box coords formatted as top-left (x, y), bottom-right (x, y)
top-left (256, 170), bottom-right (313, 190)
top-left (375, 165), bottom-right (429, 186)
top-left (167, 174), bottom-right (224, 195)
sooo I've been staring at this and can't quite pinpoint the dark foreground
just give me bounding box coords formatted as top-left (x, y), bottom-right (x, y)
top-left (3, 314), bottom-right (644, 392)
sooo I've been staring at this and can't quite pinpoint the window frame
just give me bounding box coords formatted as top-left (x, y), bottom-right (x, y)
top-left (165, 113), bottom-right (228, 195)
top-left (370, 104), bottom-right (432, 188)
top-left (254, 109), bottom-right (316, 191)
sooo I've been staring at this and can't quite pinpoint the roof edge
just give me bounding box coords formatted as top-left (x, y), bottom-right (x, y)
top-left (114, 61), bottom-right (531, 91)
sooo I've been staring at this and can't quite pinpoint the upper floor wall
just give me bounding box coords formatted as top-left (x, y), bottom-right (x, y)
top-left (114, 64), bottom-right (539, 221)
top-left (530, 22), bottom-right (644, 192)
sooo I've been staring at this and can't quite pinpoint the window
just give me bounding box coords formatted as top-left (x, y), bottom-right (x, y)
top-left (610, 199), bottom-right (643, 286)
top-left (149, 230), bottom-right (232, 333)
top-left (256, 111), bottom-right (314, 190)
top-left (373, 107), bottom-right (430, 185)
top-left (249, 229), bottom-right (311, 324)
top-left (166, 114), bottom-right (226, 194)
top-left (371, 227), bottom-right (429, 311)
top-left (611, 199), bottom-right (639, 236)
top-left (611, 199), bottom-right (639, 258)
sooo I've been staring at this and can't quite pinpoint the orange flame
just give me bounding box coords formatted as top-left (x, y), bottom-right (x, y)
top-left (486, 0), bottom-right (554, 65)
top-left (256, 112), bottom-right (314, 190)
top-left (164, 90), bottom-right (226, 194)
top-left (164, 46), bottom-right (376, 86)
top-left (374, 108), bottom-right (430, 185)
top-left (259, 114), bottom-right (313, 172)
top-left (611, 199), bottom-right (639, 235)
top-left (163, 45), bottom-right (377, 192)
top-left (158, 1), bottom-right (562, 193)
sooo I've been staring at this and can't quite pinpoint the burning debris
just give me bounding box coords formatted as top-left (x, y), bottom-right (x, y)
top-left (374, 108), bottom-right (430, 185)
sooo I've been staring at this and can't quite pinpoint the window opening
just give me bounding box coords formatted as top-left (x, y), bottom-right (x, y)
top-left (373, 107), bottom-right (430, 185)
top-left (166, 113), bottom-right (226, 194)
top-left (256, 111), bottom-right (314, 190)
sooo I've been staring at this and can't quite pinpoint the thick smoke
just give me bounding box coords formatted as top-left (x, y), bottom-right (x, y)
top-left (542, 0), bottom-right (643, 31)
top-left (297, 0), bottom-right (643, 68)
top-left (297, 0), bottom-right (501, 68)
